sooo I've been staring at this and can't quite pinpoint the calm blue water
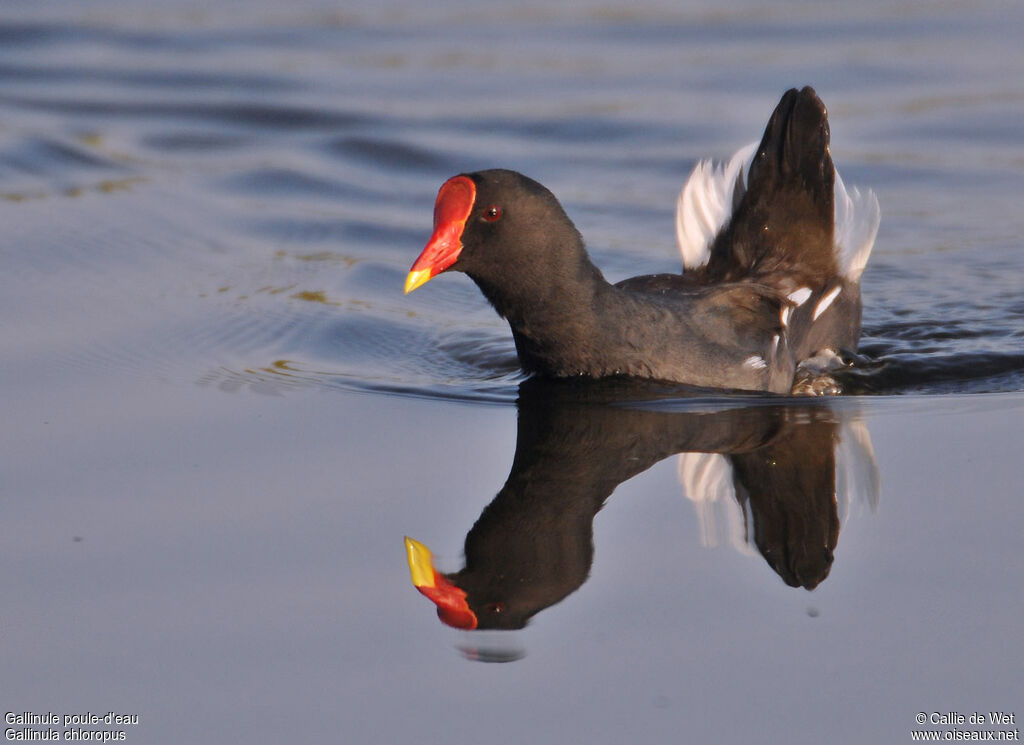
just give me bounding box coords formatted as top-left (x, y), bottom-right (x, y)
top-left (3, 2), bottom-right (1023, 744)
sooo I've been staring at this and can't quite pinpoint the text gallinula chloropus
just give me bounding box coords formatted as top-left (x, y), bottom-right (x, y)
top-left (406, 86), bottom-right (879, 394)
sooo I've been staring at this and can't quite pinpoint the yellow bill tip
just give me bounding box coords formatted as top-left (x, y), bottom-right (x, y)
top-left (404, 536), bottom-right (437, 588)
top-left (404, 269), bottom-right (433, 294)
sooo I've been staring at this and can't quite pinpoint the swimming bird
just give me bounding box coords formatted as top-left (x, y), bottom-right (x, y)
top-left (405, 87), bottom-right (879, 394)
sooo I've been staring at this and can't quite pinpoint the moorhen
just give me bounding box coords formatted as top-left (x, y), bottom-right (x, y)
top-left (405, 87), bottom-right (879, 394)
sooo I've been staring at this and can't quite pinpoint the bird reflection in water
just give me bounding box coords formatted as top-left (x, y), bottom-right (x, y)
top-left (404, 379), bottom-right (879, 660)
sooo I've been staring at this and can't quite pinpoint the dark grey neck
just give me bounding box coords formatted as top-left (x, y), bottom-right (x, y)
top-left (469, 250), bottom-right (618, 377)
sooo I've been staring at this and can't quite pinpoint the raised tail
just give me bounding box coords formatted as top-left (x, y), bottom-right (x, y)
top-left (676, 87), bottom-right (879, 287)
top-left (676, 87), bottom-right (881, 390)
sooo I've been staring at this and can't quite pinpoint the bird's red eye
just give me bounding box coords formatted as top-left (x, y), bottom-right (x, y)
top-left (483, 205), bottom-right (502, 222)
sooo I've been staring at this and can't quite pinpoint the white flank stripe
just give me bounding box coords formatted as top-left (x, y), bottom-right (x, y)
top-left (813, 285), bottom-right (842, 321)
top-left (788, 287), bottom-right (812, 306)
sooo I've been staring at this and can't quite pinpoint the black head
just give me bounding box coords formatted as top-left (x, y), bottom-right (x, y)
top-left (405, 169), bottom-right (587, 299)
